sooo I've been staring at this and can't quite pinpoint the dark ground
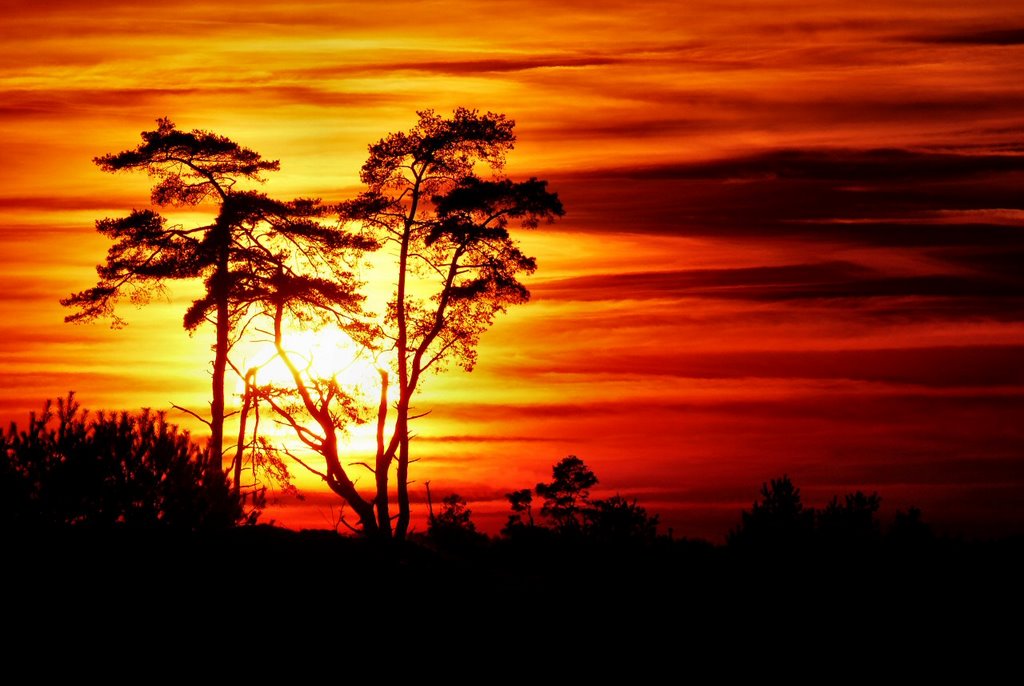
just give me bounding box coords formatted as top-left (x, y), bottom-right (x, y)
top-left (7, 525), bottom-right (1021, 616)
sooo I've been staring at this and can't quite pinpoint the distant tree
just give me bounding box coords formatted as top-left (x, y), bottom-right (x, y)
top-left (336, 108), bottom-right (563, 539)
top-left (585, 494), bottom-right (660, 543)
top-left (817, 491), bottom-right (882, 546)
top-left (728, 474), bottom-right (814, 549)
top-left (536, 455), bottom-right (598, 534)
top-left (1, 395), bottom-right (241, 530)
top-left (428, 493), bottom-right (485, 548)
top-left (888, 506), bottom-right (933, 547)
top-left (502, 488), bottom-right (535, 536)
top-left (430, 493), bottom-right (475, 532)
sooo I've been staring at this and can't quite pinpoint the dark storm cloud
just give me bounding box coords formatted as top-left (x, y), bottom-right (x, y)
top-left (500, 346), bottom-right (1024, 388)
top-left (434, 389), bottom-right (1024, 430)
top-left (524, 117), bottom-right (721, 141)
top-left (0, 196), bottom-right (141, 212)
top-left (0, 86), bottom-right (396, 121)
top-left (417, 434), bottom-right (566, 443)
top-left (580, 148), bottom-right (1024, 183)
top-left (608, 88), bottom-right (1024, 125)
top-left (532, 261), bottom-right (1024, 303)
top-left (905, 28), bottom-right (1024, 45)
top-left (547, 148), bottom-right (1024, 267)
top-left (940, 248), bottom-right (1024, 278)
top-left (300, 55), bottom-right (622, 77)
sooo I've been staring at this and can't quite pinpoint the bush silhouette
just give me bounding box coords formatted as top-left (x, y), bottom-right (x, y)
top-left (585, 494), bottom-right (659, 544)
top-left (428, 493), bottom-right (486, 548)
top-left (1, 395), bottom-right (242, 530)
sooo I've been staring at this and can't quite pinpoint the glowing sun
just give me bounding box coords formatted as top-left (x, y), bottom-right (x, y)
top-left (234, 324), bottom-right (386, 403)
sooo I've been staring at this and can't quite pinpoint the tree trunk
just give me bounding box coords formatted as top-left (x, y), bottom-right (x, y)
top-left (391, 174), bottom-right (419, 540)
top-left (395, 413), bottom-right (411, 540)
top-left (374, 369), bottom-right (392, 536)
top-left (209, 236), bottom-right (230, 474)
top-left (232, 368), bottom-right (256, 497)
top-left (323, 435), bottom-right (379, 536)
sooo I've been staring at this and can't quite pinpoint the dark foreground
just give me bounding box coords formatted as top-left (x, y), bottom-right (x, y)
top-left (5, 526), bottom-right (1022, 671)
top-left (7, 525), bottom-right (1022, 615)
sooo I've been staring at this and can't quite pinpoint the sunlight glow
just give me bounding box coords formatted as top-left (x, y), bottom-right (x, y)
top-left (235, 325), bottom-right (386, 403)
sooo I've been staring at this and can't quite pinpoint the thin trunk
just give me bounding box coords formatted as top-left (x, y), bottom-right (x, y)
top-left (395, 414), bottom-right (411, 539)
top-left (232, 368), bottom-right (256, 497)
top-left (209, 237), bottom-right (229, 474)
top-left (425, 481), bottom-right (434, 523)
top-left (392, 169), bottom-right (423, 540)
top-left (374, 369), bottom-right (391, 536)
top-left (323, 433), bottom-right (378, 535)
top-left (394, 248), bottom-right (461, 540)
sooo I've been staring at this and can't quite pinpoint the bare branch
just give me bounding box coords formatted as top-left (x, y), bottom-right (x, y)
top-left (283, 446), bottom-right (329, 480)
top-left (170, 403), bottom-right (212, 428)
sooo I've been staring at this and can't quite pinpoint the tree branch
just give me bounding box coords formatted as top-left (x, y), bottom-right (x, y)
top-left (170, 403), bottom-right (212, 428)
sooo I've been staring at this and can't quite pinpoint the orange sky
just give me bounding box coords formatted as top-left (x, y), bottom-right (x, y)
top-left (2, 0), bottom-right (1023, 539)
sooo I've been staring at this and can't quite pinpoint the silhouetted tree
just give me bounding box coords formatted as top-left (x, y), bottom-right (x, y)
top-left (502, 488), bottom-right (535, 536)
top-left (585, 494), bottom-right (660, 543)
top-left (431, 493), bottom-right (475, 531)
top-left (63, 119), bottom-right (364, 482)
top-left (729, 475), bottom-right (814, 549)
top-left (63, 119), bottom-right (274, 471)
top-left (428, 493), bottom-right (485, 548)
top-left (817, 491), bottom-right (882, 546)
top-left (888, 506), bottom-right (933, 547)
top-left (536, 455), bottom-right (598, 534)
top-left (339, 108), bottom-right (563, 539)
top-left (1, 395), bottom-right (241, 530)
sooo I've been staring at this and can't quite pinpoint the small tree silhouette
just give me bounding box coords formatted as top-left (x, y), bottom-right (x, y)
top-left (729, 474), bottom-right (814, 549)
top-left (536, 456), bottom-right (598, 534)
top-left (428, 493), bottom-right (485, 548)
top-left (502, 488), bottom-right (535, 536)
top-left (585, 494), bottom-right (659, 543)
top-left (430, 494), bottom-right (475, 531)
top-left (817, 491), bottom-right (882, 546)
top-left (888, 506), bottom-right (933, 547)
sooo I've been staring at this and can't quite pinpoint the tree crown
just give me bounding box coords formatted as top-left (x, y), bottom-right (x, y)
top-left (360, 108), bottom-right (515, 191)
top-left (95, 118), bottom-right (280, 205)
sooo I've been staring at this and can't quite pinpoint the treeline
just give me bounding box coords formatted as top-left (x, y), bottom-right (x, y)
top-left (428, 456), bottom-right (934, 552)
top-left (0, 397), bottom-right (952, 554)
top-left (427, 455), bottom-right (660, 548)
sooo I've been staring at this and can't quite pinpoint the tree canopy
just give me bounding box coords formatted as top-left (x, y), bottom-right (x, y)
top-left (64, 119), bottom-right (372, 482)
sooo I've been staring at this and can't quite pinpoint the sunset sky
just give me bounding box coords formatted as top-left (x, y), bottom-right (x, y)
top-left (2, 0), bottom-right (1022, 539)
